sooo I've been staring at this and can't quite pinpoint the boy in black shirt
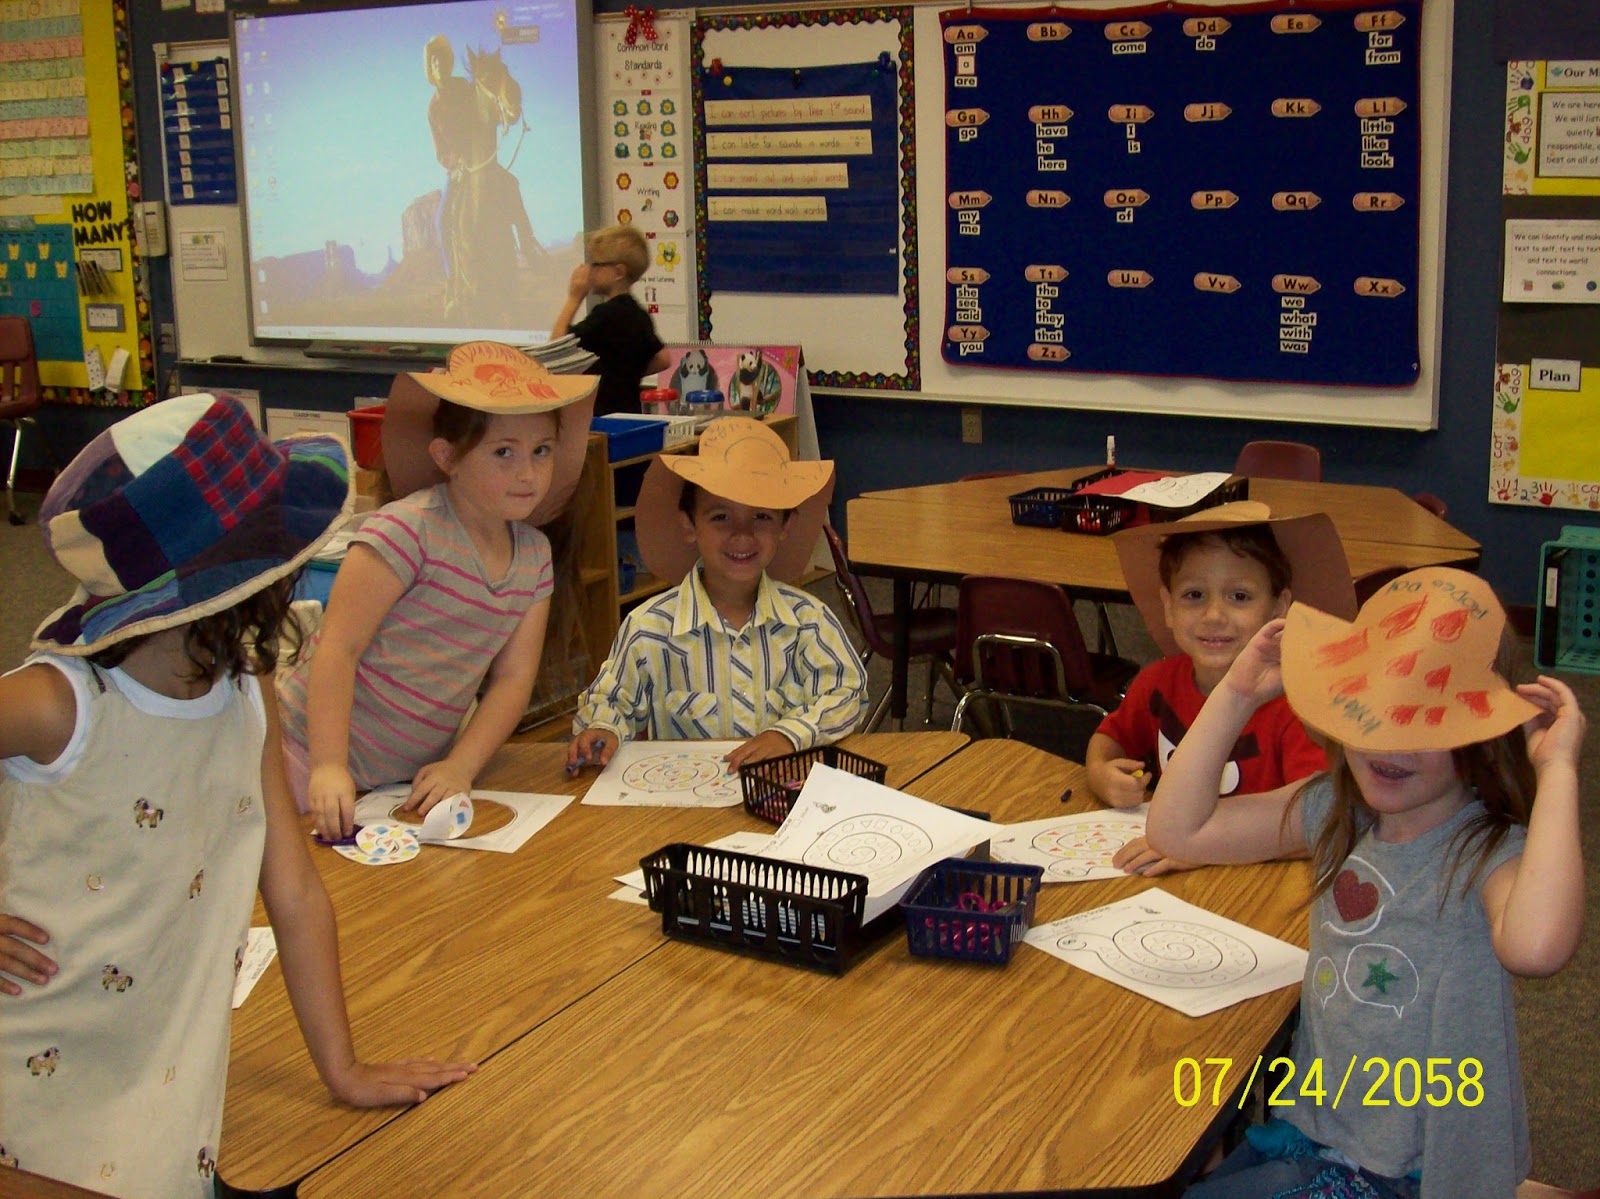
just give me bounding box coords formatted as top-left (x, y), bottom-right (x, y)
top-left (551, 224), bottom-right (669, 416)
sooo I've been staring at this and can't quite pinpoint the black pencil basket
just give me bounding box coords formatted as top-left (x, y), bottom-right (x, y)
top-left (639, 843), bottom-right (870, 974)
top-left (738, 745), bottom-right (888, 824)
top-left (1007, 486), bottom-right (1079, 528)
top-left (902, 858), bottom-right (1044, 965)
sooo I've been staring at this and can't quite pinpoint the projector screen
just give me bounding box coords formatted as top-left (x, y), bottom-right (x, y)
top-left (232, 0), bottom-right (593, 348)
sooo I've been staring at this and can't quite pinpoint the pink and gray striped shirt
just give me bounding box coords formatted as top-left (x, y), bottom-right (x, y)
top-left (277, 484), bottom-right (553, 788)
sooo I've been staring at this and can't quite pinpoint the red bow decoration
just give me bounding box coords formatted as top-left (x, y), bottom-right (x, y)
top-left (623, 5), bottom-right (658, 45)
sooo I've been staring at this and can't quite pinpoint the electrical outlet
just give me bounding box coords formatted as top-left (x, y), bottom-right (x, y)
top-left (960, 406), bottom-right (982, 444)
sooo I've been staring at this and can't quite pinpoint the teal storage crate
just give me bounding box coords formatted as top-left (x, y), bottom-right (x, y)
top-left (1535, 525), bottom-right (1600, 675)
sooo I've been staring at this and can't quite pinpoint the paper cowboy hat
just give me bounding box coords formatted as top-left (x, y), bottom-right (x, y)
top-left (384, 341), bottom-right (597, 526)
top-left (1282, 566), bottom-right (1539, 753)
top-left (634, 416), bottom-right (835, 585)
top-left (33, 392), bottom-right (353, 655)
top-left (1115, 500), bottom-right (1357, 658)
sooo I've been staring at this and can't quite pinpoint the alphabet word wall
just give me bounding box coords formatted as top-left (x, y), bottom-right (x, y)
top-left (942, 1), bottom-right (1421, 386)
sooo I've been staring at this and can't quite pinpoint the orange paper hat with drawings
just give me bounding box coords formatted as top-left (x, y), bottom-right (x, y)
top-left (1281, 566), bottom-right (1540, 752)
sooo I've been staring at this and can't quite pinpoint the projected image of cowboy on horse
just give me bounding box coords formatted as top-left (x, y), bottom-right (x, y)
top-left (426, 35), bottom-right (544, 325)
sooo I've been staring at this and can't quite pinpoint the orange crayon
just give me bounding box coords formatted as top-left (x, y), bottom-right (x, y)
top-left (1184, 102), bottom-right (1232, 122)
top-left (1271, 98), bottom-right (1322, 118)
top-left (1353, 192), bottom-right (1406, 211)
top-left (948, 325), bottom-right (990, 343)
top-left (1026, 22), bottom-right (1071, 42)
top-left (945, 108), bottom-right (990, 127)
top-left (1272, 191), bottom-right (1322, 211)
top-left (1354, 277), bottom-right (1406, 298)
top-left (1354, 96), bottom-right (1407, 118)
top-left (1108, 103), bottom-right (1155, 123)
top-left (1028, 344), bottom-right (1071, 362)
top-left (946, 266), bottom-right (990, 285)
top-left (1024, 264), bottom-right (1069, 283)
top-left (1028, 104), bottom-right (1074, 123)
top-left (1105, 21), bottom-right (1151, 40)
top-left (1272, 274), bottom-right (1321, 294)
top-left (1270, 13), bottom-right (1321, 33)
top-left (1108, 270), bottom-right (1153, 288)
top-left (1194, 272), bottom-right (1242, 294)
top-left (948, 190), bottom-right (992, 209)
top-left (1191, 190), bottom-right (1239, 209)
top-left (1353, 11), bottom-right (1405, 32)
top-left (1103, 188), bottom-right (1149, 208)
top-left (1182, 16), bottom-right (1231, 37)
top-left (1025, 189), bottom-right (1071, 208)
top-left (944, 25), bottom-right (988, 43)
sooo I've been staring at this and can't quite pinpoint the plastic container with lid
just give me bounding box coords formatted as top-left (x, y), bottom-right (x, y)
top-left (640, 386), bottom-right (677, 416)
top-left (681, 389), bottom-right (725, 420)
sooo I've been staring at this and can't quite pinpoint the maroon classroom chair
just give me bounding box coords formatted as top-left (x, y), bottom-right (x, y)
top-left (1233, 439), bottom-right (1322, 482)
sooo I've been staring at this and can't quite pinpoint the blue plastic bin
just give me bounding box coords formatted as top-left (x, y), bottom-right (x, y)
top-left (1536, 525), bottom-right (1600, 675)
top-left (592, 415), bottom-right (670, 461)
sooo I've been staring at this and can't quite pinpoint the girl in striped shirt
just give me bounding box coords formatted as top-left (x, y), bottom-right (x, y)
top-left (278, 343), bottom-right (595, 841)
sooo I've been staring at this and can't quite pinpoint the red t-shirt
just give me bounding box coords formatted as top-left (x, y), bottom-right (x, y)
top-left (1094, 655), bottom-right (1326, 795)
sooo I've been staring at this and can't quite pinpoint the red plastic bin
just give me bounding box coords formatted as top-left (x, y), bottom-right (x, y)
top-left (347, 405), bottom-right (385, 469)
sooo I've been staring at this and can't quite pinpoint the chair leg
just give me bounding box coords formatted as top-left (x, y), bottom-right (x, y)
top-left (5, 421), bottom-right (23, 526)
top-left (861, 687), bottom-right (893, 733)
top-left (1094, 602), bottom-right (1119, 656)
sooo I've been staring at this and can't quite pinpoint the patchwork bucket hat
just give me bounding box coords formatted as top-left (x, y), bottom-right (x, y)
top-left (634, 416), bottom-right (834, 585)
top-left (33, 392), bottom-right (353, 655)
top-left (1114, 500), bottom-right (1358, 657)
top-left (1281, 566), bottom-right (1539, 752)
top-left (383, 341), bottom-right (597, 526)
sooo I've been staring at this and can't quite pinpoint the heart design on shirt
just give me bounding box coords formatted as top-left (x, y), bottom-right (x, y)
top-left (1333, 868), bottom-right (1379, 922)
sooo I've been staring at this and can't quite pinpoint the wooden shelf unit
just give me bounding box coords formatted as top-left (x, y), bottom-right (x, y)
top-left (573, 416), bottom-right (798, 680)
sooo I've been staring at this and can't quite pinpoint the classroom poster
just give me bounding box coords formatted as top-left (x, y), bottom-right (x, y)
top-left (941, 0), bottom-right (1422, 386)
top-left (1492, 60), bottom-right (1600, 510)
top-left (596, 8), bottom-right (694, 342)
top-left (0, 0), bottom-right (150, 403)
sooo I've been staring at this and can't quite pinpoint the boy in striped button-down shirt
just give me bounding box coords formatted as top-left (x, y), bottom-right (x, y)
top-left (569, 418), bottom-right (866, 773)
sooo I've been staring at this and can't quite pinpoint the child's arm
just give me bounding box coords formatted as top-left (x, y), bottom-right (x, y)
top-left (550, 265), bottom-right (588, 339)
top-left (725, 730), bottom-right (799, 770)
top-left (304, 543), bottom-right (408, 840)
top-left (645, 348), bottom-right (671, 375)
top-left (1146, 620), bottom-right (1308, 865)
top-left (1481, 675), bottom-right (1586, 978)
top-left (1085, 732), bottom-right (1152, 809)
top-left (0, 663), bottom-right (76, 995)
top-left (405, 598), bottom-right (550, 813)
top-left (567, 621), bottom-right (649, 772)
top-left (259, 686), bottom-right (476, 1103)
top-left (757, 607), bottom-right (867, 759)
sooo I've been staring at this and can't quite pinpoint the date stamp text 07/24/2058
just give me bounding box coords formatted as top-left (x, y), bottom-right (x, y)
top-left (1173, 1056), bottom-right (1485, 1111)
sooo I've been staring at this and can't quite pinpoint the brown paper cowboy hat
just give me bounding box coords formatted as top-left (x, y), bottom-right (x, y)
top-left (1281, 566), bottom-right (1539, 753)
top-left (634, 416), bottom-right (834, 585)
top-left (1115, 501), bottom-right (1357, 657)
top-left (382, 341), bottom-right (597, 526)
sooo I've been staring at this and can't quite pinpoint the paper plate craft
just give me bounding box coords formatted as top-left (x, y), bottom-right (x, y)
top-left (1281, 566), bottom-right (1540, 752)
top-left (354, 786), bottom-right (573, 853)
top-left (990, 809), bottom-right (1147, 882)
top-left (1023, 888), bottom-right (1307, 1018)
top-left (581, 741), bottom-right (746, 807)
top-left (334, 823), bottom-right (421, 867)
top-left (384, 796), bottom-right (518, 839)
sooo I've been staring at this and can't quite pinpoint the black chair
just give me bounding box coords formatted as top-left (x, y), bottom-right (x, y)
top-left (824, 523), bottom-right (959, 730)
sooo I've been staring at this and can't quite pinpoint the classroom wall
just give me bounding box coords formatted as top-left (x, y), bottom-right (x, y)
top-left (26, 0), bottom-right (1582, 607)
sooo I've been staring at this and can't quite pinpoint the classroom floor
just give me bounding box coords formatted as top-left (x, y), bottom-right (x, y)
top-left (0, 496), bottom-right (1595, 1189)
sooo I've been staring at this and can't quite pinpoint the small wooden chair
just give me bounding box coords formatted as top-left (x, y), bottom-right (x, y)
top-left (0, 315), bottom-right (53, 525)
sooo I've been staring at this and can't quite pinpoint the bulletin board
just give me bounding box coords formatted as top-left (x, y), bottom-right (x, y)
top-left (1489, 58), bottom-right (1600, 511)
top-left (911, 0), bottom-right (1450, 427)
top-left (0, 0), bottom-right (151, 404)
top-left (694, 8), bottom-right (920, 390)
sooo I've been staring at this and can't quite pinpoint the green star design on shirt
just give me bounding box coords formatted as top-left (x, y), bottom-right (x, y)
top-left (1363, 958), bottom-right (1400, 994)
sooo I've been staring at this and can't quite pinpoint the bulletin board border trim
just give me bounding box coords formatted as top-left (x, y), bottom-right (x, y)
top-left (691, 6), bottom-right (922, 391)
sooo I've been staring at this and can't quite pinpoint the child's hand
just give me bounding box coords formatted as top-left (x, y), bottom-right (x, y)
top-left (566, 729), bottom-right (615, 776)
top-left (1112, 836), bottom-right (1197, 878)
top-left (325, 1056), bottom-right (478, 1107)
top-left (725, 731), bottom-right (795, 770)
top-left (1519, 675), bottom-right (1586, 777)
top-left (1090, 758), bottom-right (1153, 809)
top-left (0, 914), bottom-right (56, 996)
top-left (308, 763), bottom-right (359, 842)
top-left (406, 761), bottom-right (472, 816)
top-left (566, 263), bottom-right (591, 301)
top-left (1220, 618), bottom-right (1287, 705)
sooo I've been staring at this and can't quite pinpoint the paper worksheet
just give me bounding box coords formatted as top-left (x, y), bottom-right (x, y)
top-left (759, 765), bottom-right (994, 923)
top-left (355, 786), bottom-right (573, 854)
top-left (232, 927), bottom-right (277, 1009)
top-left (990, 806), bottom-right (1147, 882)
top-left (581, 740), bottom-right (746, 807)
top-left (1024, 887), bottom-right (1307, 1018)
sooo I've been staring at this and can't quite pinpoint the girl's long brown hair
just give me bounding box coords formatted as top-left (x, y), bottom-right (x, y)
top-left (89, 575), bottom-right (303, 684)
